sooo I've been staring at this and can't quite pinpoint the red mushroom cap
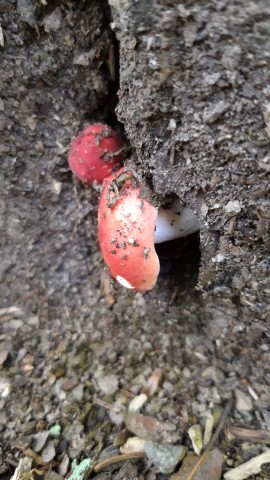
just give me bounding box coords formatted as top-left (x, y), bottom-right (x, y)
top-left (98, 168), bottom-right (160, 292)
top-left (68, 123), bottom-right (124, 185)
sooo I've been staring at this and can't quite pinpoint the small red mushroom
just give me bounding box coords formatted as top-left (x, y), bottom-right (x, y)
top-left (98, 168), bottom-right (160, 292)
top-left (68, 123), bottom-right (124, 186)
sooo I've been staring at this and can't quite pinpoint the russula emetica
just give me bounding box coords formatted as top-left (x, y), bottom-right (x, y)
top-left (68, 123), bottom-right (124, 186)
top-left (98, 169), bottom-right (160, 292)
top-left (98, 168), bottom-right (200, 292)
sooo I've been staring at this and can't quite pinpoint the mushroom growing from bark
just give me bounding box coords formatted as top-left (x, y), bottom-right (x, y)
top-left (98, 169), bottom-right (200, 292)
top-left (68, 123), bottom-right (124, 186)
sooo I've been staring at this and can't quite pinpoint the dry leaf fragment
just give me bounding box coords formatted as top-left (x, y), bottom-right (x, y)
top-left (0, 24), bottom-right (4, 47)
top-left (51, 180), bottom-right (62, 196)
top-left (0, 306), bottom-right (24, 317)
top-left (188, 424), bottom-right (203, 455)
top-left (10, 457), bottom-right (33, 480)
top-left (203, 413), bottom-right (214, 446)
top-left (124, 411), bottom-right (176, 443)
top-left (0, 144), bottom-right (10, 154)
top-left (94, 452), bottom-right (145, 472)
top-left (171, 449), bottom-right (223, 480)
top-left (25, 115), bottom-right (37, 131)
top-left (102, 272), bottom-right (115, 305)
top-left (224, 450), bottom-right (270, 480)
top-left (113, 428), bottom-right (129, 447)
top-left (21, 448), bottom-right (44, 465)
top-left (128, 393), bottom-right (148, 412)
top-left (183, 23), bottom-right (198, 47)
top-left (203, 101), bottom-right (230, 124)
top-left (120, 436), bottom-right (145, 454)
top-left (0, 350), bottom-right (9, 367)
top-left (226, 426), bottom-right (270, 444)
top-left (263, 103), bottom-right (270, 126)
top-left (141, 368), bottom-right (162, 397)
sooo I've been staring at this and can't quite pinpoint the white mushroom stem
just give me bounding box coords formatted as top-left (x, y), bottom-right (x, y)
top-left (154, 199), bottom-right (200, 244)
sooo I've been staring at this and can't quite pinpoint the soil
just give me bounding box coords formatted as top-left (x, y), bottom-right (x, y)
top-left (0, 1), bottom-right (269, 479)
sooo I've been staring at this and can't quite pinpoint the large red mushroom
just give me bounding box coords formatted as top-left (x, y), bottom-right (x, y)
top-left (98, 168), bottom-right (160, 292)
top-left (98, 169), bottom-right (200, 292)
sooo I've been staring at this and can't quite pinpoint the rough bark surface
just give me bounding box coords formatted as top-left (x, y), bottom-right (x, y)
top-left (0, 0), bottom-right (269, 478)
top-left (110, 0), bottom-right (270, 319)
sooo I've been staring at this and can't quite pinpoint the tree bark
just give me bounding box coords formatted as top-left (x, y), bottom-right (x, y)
top-left (110, 0), bottom-right (270, 323)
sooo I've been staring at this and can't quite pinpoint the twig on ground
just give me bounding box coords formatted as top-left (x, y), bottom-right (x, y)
top-left (186, 399), bottom-right (232, 480)
top-left (226, 426), bottom-right (270, 444)
top-left (93, 452), bottom-right (145, 472)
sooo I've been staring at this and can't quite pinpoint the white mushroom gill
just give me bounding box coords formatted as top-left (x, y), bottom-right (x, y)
top-left (116, 275), bottom-right (135, 289)
top-left (154, 199), bottom-right (200, 244)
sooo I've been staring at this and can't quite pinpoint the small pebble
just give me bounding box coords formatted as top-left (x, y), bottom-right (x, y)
top-left (97, 374), bottom-right (119, 395)
top-left (235, 389), bottom-right (253, 412)
top-left (41, 441), bottom-right (56, 463)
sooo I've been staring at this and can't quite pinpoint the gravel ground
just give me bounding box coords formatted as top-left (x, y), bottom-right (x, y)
top-left (0, 1), bottom-right (269, 479)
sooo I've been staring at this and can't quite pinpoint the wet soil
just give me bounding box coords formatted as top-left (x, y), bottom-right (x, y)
top-left (0, 0), bottom-right (269, 479)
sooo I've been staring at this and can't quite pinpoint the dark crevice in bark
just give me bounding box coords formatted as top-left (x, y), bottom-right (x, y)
top-left (155, 232), bottom-right (201, 291)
